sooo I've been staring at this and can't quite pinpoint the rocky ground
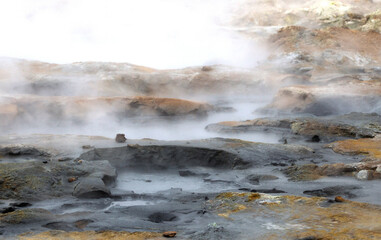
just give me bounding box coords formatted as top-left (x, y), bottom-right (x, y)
top-left (1, 0), bottom-right (381, 239)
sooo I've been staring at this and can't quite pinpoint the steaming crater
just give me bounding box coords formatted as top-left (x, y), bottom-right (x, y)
top-left (1, 0), bottom-right (381, 239)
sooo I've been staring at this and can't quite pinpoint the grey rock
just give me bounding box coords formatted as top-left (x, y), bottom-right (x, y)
top-left (80, 144), bottom-right (250, 169)
top-left (356, 170), bottom-right (373, 180)
top-left (0, 144), bottom-right (51, 158)
top-left (0, 160), bottom-right (116, 200)
top-left (245, 174), bottom-right (279, 185)
top-left (73, 177), bottom-right (111, 199)
top-left (303, 185), bottom-right (360, 198)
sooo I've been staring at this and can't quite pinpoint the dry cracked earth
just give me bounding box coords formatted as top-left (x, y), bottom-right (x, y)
top-left (1, 0), bottom-right (381, 239)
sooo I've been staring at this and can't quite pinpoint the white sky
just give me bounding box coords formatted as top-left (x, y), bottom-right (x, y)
top-left (0, 0), bottom-right (264, 69)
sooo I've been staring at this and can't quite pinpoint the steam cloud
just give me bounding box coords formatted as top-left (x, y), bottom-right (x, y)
top-left (0, 0), bottom-right (266, 69)
top-left (0, 0), bottom-right (276, 142)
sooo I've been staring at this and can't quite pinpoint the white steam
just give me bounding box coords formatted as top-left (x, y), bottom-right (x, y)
top-left (0, 0), bottom-right (266, 69)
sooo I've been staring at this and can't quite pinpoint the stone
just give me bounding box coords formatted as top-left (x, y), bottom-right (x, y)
top-left (163, 231), bottom-right (177, 238)
top-left (311, 135), bottom-right (320, 142)
top-left (115, 134), bottom-right (127, 143)
top-left (356, 170), bottom-right (373, 180)
top-left (82, 145), bottom-right (93, 149)
top-left (178, 170), bottom-right (197, 177)
top-left (74, 219), bottom-right (94, 229)
top-left (42, 222), bottom-right (75, 231)
top-left (303, 186), bottom-right (358, 198)
top-left (72, 177), bottom-right (111, 199)
top-left (1, 207), bottom-right (16, 214)
top-left (9, 202), bottom-right (32, 208)
top-left (80, 144), bottom-right (250, 169)
top-left (283, 164), bottom-right (321, 181)
top-left (250, 188), bottom-right (286, 194)
top-left (335, 196), bottom-right (346, 202)
top-left (68, 177), bottom-right (77, 183)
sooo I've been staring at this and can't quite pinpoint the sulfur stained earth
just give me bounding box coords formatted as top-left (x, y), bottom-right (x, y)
top-left (206, 192), bottom-right (381, 240)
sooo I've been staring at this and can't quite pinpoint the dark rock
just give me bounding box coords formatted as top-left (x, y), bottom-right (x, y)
top-left (1, 207), bottom-right (16, 214)
top-left (271, 162), bottom-right (288, 167)
top-left (179, 170), bottom-right (210, 177)
top-left (9, 202), bottom-right (32, 208)
top-left (80, 145), bottom-right (249, 169)
top-left (250, 188), bottom-right (286, 193)
top-left (303, 186), bottom-right (359, 198)
top-left (311, 135), bottom-right (320, 142)
top-left (115, 133), bottom-right (127, 143)
top-left (297, 237), bottom-right (318, 240)
top-left (43, 222), bottom-right (75, 231)
top-left (179, 170), bottom-right (197, 177)
top-left (239, 188), bottom-right (286, 193)
top-left (148, 212), bottom-right (177, 223)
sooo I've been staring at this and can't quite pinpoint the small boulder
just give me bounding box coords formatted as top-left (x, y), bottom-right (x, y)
top-left (335, 196), bottom-right (346, 202)
top-left (356, 170), bottom-right (373, 180)
top-left (163, 231), bottom-right (177, 238)
top-left (73, 177), bottom-right (111, 198)
top-left (115, 134), bottom-right (127, 143)
top-left (68, 177), bottom-right (77, 183)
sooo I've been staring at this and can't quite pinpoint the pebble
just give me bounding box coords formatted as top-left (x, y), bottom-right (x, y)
top-left (68, 177), bottom-right (77, 183)
top-left (82, 145), bottom-right (93, 149)
top-left (335, 196), bottom-right (345, 202)
top-left (163, 231), bottom-right (177, 238)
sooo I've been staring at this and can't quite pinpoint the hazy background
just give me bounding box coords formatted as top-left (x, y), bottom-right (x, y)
top-left (0, 0), bottom-right (266, 69)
